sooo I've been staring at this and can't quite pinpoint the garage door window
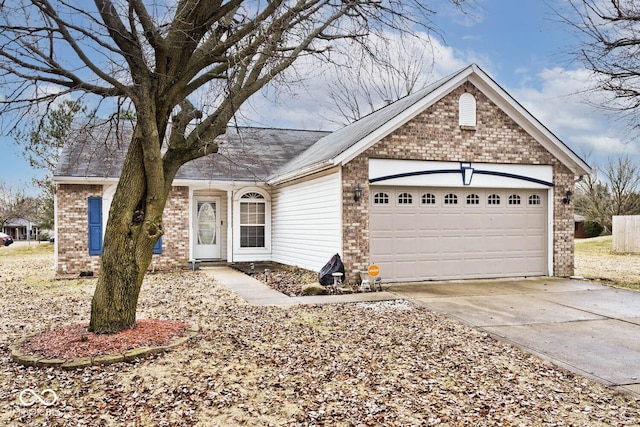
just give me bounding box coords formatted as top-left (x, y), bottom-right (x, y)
top-left (374, 192), bottom-right (389, 204)
top-left (422, 193), bottom-right (436, 205)
top-left (529, 194), bottom-right (541, 205)
top-left (466, 194), bottom-right (480, 205)
top-left (398, 193), bottom-right (413, 205)
top-left (508, 194), bottom-right (521, 205)
top-left (444, 193), bottom-right (458, 205)
top-left (488, 194), bottom-right (501, 205)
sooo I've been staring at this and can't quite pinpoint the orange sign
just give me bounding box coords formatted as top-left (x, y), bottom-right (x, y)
top-left (368, 264), bottom-right (380, 277)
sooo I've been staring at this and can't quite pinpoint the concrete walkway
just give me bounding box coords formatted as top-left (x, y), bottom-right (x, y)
top-left (203, 267), bottom-right (640, 398)
top-left (201, 266), bottom-right (397, 306)
top-left (387, 277), bottom-right (640, 398)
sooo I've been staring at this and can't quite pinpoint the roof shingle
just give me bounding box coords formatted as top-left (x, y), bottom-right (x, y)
top-left (54, 124), bottom-right (329, 182)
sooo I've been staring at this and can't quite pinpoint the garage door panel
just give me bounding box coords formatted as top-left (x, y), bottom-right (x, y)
top-left (437, 238), bottom-right (466, 253)
top-left (370, 186), bottom-right (547, 282)
top-left (370, 214), bottom-right (393, 229)
top-left (464, 236), bottom-right (490, 251)
top-left (419, 237), bottom-right (441, 252)
top-left (390, 261), bottom-right (419, 281)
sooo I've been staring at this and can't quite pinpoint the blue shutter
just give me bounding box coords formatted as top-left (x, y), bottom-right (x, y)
top-left (153, 237), bottom-right (162, 254)
top-left (88, 197), bottom-right (102, 255)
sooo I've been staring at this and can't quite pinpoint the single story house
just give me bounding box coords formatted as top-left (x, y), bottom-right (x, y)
top-left (53, 64), bottom-right (591, 282)
top-left (2, 218), bottom-right (41, 241)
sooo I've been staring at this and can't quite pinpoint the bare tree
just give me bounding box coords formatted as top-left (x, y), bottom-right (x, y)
top-left (325, 36), bottom-right (433, 124)
top-left (575, 171), bottom-right (612, 232)
top-left (575, 155), bottom-right (640, 232)
top-left (0, 0), bottom-right (464, 333)
top-left (606, 155), bottom-right (640, 216)
top-left (0, 182), bottom-right (29, 228)
top-left (563, 0), bottom-right (640, 130)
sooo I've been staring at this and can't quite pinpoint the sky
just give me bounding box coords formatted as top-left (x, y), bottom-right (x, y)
top-left (1, 0), bottom-right (636, 195)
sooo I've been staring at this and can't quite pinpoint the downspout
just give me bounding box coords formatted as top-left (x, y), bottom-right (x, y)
top-left (227, 191), bottom-right (234, 263)
top-left (53, 184), bottom-right (58, 272)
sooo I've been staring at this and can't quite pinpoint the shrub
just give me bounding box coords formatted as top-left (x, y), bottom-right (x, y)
top-left (584, 221), bottom-right (604, 238)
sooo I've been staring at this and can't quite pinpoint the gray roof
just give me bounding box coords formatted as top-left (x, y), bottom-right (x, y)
top-left (3, 218), bottom-right (34, 227)
top-left (55, 123), bottom-right (329, 182)
top-left (55, 64), bottom-right (591, 184)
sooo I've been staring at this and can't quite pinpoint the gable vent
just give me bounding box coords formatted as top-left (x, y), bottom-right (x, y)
top-left (459, 92), bottom-right (477, 127)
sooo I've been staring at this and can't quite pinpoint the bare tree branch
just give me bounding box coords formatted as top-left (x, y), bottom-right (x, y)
top-left (562, 0), bottom-right (640, 130)
top-left (0, 0), bottom-right (467, 332)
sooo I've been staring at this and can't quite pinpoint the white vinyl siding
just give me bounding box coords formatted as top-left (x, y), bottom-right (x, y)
top-left (271, 170), bottom-right (342, 271)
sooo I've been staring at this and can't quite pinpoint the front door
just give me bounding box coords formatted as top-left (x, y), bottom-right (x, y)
top-left (193, 197), bottom-right (221, 260)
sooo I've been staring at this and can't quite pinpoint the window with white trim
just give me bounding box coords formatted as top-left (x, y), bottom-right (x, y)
top-left (240, 192), bottom-right (266, 248)
top-left (508, 194), bottom-right (521, 205)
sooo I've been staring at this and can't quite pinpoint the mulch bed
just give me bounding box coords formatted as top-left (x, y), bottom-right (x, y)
top-left (17, 319), bottom-right (187, 359)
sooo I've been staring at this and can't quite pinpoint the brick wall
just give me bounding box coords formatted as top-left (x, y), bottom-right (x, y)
top-left (152, 186), bottom-right (189, 271)
top-left (56, 184), bottom-right (103, 274)
top-left (342, 82), bottom-right (576, 280)
top-left (56, 184), bottom-right (190, 275)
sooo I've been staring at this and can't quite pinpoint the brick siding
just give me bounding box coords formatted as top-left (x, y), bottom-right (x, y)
top-left (56, 184), bottom-right (189, 275)
top-left (56, 184), bottom-right (103, 274)
top-left (342, 82), bottom-right (576, 280)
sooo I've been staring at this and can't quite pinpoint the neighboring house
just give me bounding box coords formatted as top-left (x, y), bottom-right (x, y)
top-left (2, 218), bottom-right (40, 241)
top-left (574, 214), bottom-right (587, 239)
top-left (53, 64), bottom-right (591, 282)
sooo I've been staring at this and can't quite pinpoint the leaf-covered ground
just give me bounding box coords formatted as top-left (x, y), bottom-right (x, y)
top-left (1, 244), bottom-right (639, 426)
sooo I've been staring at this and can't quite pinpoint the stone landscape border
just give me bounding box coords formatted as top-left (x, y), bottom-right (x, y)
top-left (9, 325), bottom-right (199, 370)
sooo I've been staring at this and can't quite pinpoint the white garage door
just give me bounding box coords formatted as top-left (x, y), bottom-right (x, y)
top-left (370, 187), bottom-right (548, 282)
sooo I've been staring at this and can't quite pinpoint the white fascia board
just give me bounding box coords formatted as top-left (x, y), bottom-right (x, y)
top-left (173, 179), bottom-right (265, 191)
top-left (267, 160), bottom-right (335, 185)
top-left (53, 176), bottom-right (119, 185)
top-left (334, 68), bottom-right (475, 166)
top-left (332, 64), bottom-right (590, 178)
top-left (53, 177), bottom-right (271, 192)
top-left (467, 71), bottom-right (592, 176)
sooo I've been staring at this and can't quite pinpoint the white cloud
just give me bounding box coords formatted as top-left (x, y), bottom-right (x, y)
top-left (236, 33), bottom-right (637, 169)
top-left (509, 66), bottom-right (637, 165)
top-left (237, 34), bottom-right (474, 129)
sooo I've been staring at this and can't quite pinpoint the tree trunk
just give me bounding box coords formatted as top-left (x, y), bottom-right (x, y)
top-left (89, 131), bottom-right (166, 334)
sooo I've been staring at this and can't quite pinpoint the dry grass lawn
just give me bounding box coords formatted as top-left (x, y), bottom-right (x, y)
top-left (575, 236), bottom-right (640, 291)
top-left (1, 241), bottom-right (639, 426)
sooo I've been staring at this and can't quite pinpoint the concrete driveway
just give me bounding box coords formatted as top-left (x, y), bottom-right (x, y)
top-left (387, 277), bottom-right (640, 397)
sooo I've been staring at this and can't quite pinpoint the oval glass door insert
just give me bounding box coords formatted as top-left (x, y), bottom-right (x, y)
top-left (197, 202), bottom-right (217, 245)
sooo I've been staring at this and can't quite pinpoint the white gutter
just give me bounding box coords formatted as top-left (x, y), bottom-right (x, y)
top-left (267, 160), bottom-right (336, 185)
top-left (53, 176), bottom-right (119, 184)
